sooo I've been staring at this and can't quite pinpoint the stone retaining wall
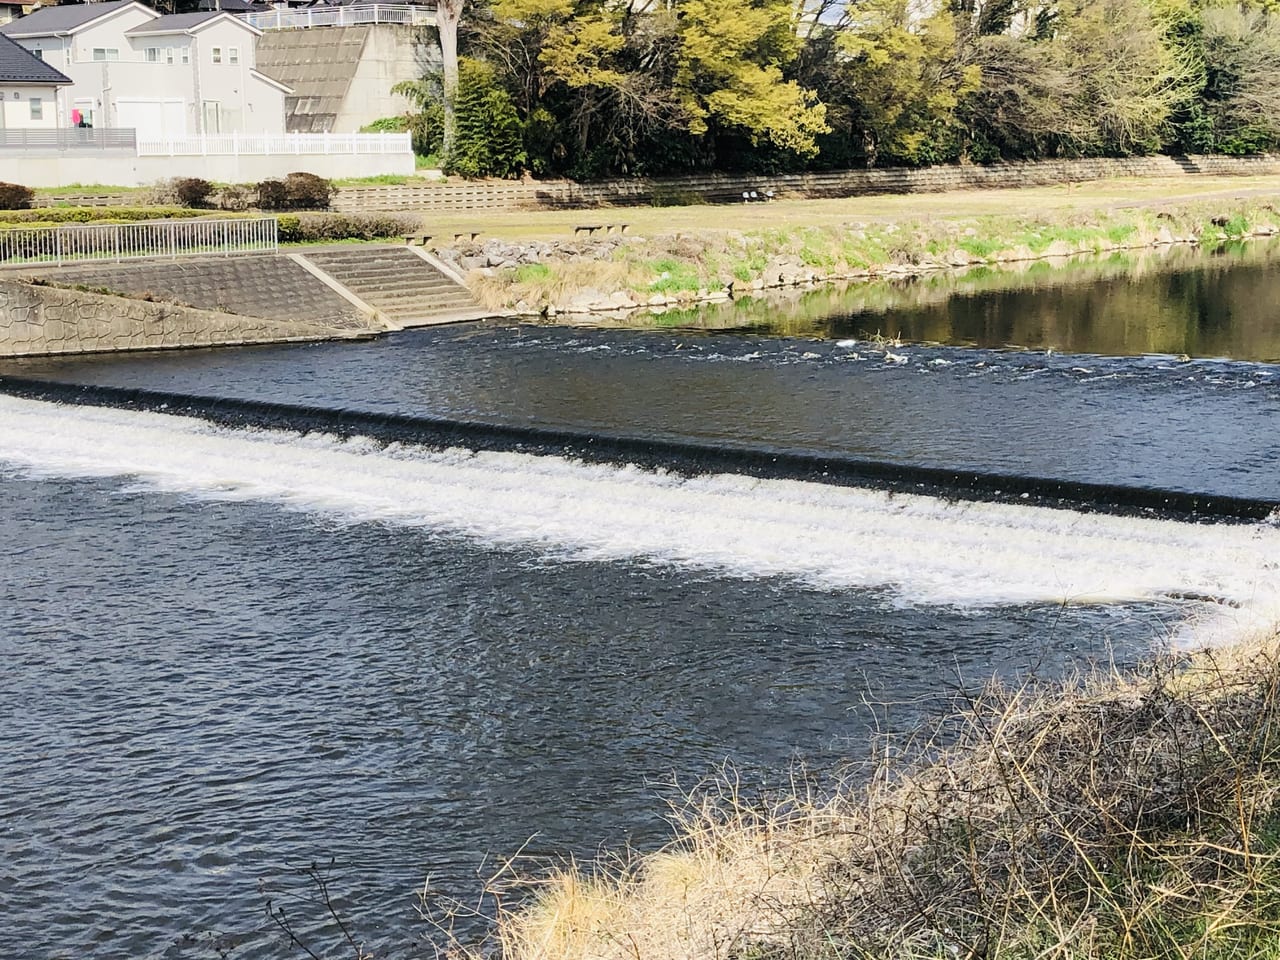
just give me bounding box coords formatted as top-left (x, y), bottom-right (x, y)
top-left (0, 279), bottom-right (368, 357)
top-left (332, 153), bottom-right (1280, 214)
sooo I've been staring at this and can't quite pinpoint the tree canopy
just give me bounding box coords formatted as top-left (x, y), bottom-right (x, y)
top-left (398, 0), bottom-right (1280, 177)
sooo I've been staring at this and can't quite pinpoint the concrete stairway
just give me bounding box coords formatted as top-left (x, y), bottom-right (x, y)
top-left (299, 246), bottom-right (488, 328)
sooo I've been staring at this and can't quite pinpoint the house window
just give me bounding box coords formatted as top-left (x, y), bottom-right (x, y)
top-left (31, 47), bottom-right (43, 60)
top-left (145, 47), bottom-right (159, 62)
top-left (165, 47), bottom-right (174, 64)
top-left (92, 48), bottom-right (119, 61)
top-left (228, 47), bottom-right (239, 65)
top-left (211, 46), bottom-right (221, 63)
top-left (29, 97), bottom-right (43, 121)
top-left (180, 46), bottom-right (189, 64)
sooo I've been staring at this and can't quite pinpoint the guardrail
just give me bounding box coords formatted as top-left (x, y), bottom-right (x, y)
top-left (0, 217), bottom-right (278, 266)
top-left (239, 3), bottom-right (435, 29)
top-left (137, 132), bottom-right (412, 156)
top-left (0, 128), bottom-right (137, 152)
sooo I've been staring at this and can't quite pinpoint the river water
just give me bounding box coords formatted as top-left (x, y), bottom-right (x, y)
top-left (3, 245), bottom-right (1280, 958)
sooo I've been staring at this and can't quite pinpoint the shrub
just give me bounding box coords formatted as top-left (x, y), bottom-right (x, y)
top-left (256, 178), bottom-right (288, 210)
top-left (172, 177), bottom-right (214, 208)
top-left (0, 181), bottom-right (35, 210)
top-left (141, 178), bottom-right (182, 206)
top-left (274, 211), bottom-right (422, 243)
top-left (217, 184), bottom-right (252, 211)
top-left (283, 171), bottom-right (333, 210)
top-left (360, 116), bottom-right (408, 133)
top-left (0, 206), bottom-right (218, 225)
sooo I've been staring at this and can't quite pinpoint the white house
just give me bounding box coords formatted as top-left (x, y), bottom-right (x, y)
top-left (0, 30), bottom-right (71, 129)
top-left (0, 0), bottom-right (290, 137)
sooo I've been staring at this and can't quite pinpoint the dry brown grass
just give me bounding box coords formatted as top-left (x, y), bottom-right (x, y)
top-left (422, 633), bottom-right (1280, 960)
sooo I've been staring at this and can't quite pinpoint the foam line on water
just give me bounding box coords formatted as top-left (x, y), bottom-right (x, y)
top-left (2, 394), bottom-right (1278, 647)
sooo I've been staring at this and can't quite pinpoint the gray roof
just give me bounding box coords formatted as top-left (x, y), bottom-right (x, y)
top-left (0, 30), bottom-right (71, 82)
top-left (125, 10), bottom-right (222, 33)
top-left (0, 0), bottom-right (143, 37)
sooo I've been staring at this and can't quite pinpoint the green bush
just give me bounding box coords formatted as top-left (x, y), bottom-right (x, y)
top-left (274, 212), bottom-right (422, 243)
top-left (173, 177), bottom-right (215, 208)
top-left (360, 116), bottom-right (409, 133)
top-left (256, 179), bottom-right (289, 210)
top-left (283, 171), bottom-right (333, 210)
top-left (0, 206), bottom-right (219, 224)
top-left (0, 182), bottom-right (34, 210)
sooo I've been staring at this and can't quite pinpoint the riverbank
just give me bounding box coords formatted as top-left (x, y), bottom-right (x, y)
top-left (443, 193), bottom-right (1280, 320)
top-left (434, 629), bottom-right (1280, 960)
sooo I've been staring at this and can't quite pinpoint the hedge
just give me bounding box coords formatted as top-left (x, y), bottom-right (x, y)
top-left (276, 212), bottom-right (423, 243)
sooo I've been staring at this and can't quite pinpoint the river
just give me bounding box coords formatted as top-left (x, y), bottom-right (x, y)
top-left (2, 244), bottom-right (1279, 958)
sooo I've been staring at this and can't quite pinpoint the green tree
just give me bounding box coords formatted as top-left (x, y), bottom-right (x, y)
top-left (674, 0), bottom-right (828, 156)
top-left (447, 58), bottom-right (528, 177)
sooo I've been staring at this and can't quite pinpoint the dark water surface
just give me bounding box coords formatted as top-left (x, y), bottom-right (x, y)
top-left (0, 469), bottom-right (1165, 958)
top-left (3, 247), bottom-right (1279, 958)
top-left (630, 240), bottom-right (1280, 358)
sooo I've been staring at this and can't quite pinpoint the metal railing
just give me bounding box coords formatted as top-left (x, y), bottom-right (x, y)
top-left (0, 217), bottom-right (278, 266)
top-left (239, 3), bottom-right (435, 29)
top-left (0, 128), bottom-right (137, 152)
top-left (136, 132), bottom-right (412, 156)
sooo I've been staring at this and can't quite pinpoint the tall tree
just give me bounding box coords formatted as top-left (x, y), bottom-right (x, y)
top-left (437, 0), bottom-right (465, 159)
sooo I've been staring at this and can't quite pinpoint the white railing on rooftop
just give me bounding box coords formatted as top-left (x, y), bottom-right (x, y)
top-left (0, 217), bottom-right (278, 266)
top-left (136, 132), bottom-right (412, 156)
top-left (239, 3), bottom-right (435, 29)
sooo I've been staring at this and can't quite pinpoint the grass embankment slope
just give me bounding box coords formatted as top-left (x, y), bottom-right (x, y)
top-left (441, 634), bottom-right (1280, 960)
top-left (449, 175), bottom-right (1280, 312)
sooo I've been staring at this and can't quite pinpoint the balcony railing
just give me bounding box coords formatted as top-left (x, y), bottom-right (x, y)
top-left (239, 4), bottom-right (435, 30)
top-left (0, 217), bottom-right (279, 266)
top-left (0, 128), bottom-right (137, 152)
top-left (136, 132), bottom-right (412, 156)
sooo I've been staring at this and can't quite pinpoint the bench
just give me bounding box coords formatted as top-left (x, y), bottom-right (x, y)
top-left (452, 230), bottom-right (482, 242)
top-left (573, 223), bottom-right (630, 237)
top-left (402, 233), bottom-right (434, 246)
top-left (741, 190), bottom-right (776, 203)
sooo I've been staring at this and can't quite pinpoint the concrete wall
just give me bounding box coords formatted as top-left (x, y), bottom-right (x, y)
top-left (256, 24), bottom-right (436, 133)
top-left (2, 149), bottom-right (413, 186)
top-left (0, 278), bottom-right (364, 356)
top-left (333, 25), bottom-right (436, 131)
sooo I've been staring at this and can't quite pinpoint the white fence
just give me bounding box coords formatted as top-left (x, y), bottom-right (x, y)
top-left (0, 218), bottom-right (278, 266)
top-left (239, 3), bottom-right (435, 29)
top-left (136, 132), bottom-right (412, 157)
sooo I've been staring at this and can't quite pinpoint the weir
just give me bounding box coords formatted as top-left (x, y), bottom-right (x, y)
top-left (2, 391), bottom-right (1278, 650)
top-left (2, 374), bottom-right (1278, 522)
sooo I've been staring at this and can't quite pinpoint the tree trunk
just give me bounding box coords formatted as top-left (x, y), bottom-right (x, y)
top-left (438, 0), bottom-right (463, 160)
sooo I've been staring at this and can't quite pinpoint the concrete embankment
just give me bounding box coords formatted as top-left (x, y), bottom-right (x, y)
top-left (0, 245), bottom-right (492, 358)
top-left (0, 277), bottom-right (371, 358)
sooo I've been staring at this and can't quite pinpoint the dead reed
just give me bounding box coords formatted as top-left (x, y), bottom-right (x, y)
top-left (423, 635), bottom-right (1280, 960)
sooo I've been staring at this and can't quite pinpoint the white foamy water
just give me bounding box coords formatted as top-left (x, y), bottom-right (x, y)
top-left (3, 394), bottom-right (1278, 646)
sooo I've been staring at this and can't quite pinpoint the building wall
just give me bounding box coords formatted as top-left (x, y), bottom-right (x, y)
top-left (9, 9), bottom-right (285, 135)
top-left (0, 83), bottom-right (61, 128)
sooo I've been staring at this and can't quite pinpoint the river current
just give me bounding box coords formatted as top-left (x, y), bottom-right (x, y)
top-left (3, 248), bottom-right (1280, 958)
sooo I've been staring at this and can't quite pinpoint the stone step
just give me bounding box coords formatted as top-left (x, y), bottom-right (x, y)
top-left (342, 281), bottom-right (467, 297)
top-left (323, 267), bottom-right (450, 283)
top-left (376, 293), bottom-right (481, 312)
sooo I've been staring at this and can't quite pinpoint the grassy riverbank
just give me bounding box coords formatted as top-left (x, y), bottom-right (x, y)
top-left (465, 194), bottom-right (1280, 315)
top-left (434, 633), bottom-right (1280, 960)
